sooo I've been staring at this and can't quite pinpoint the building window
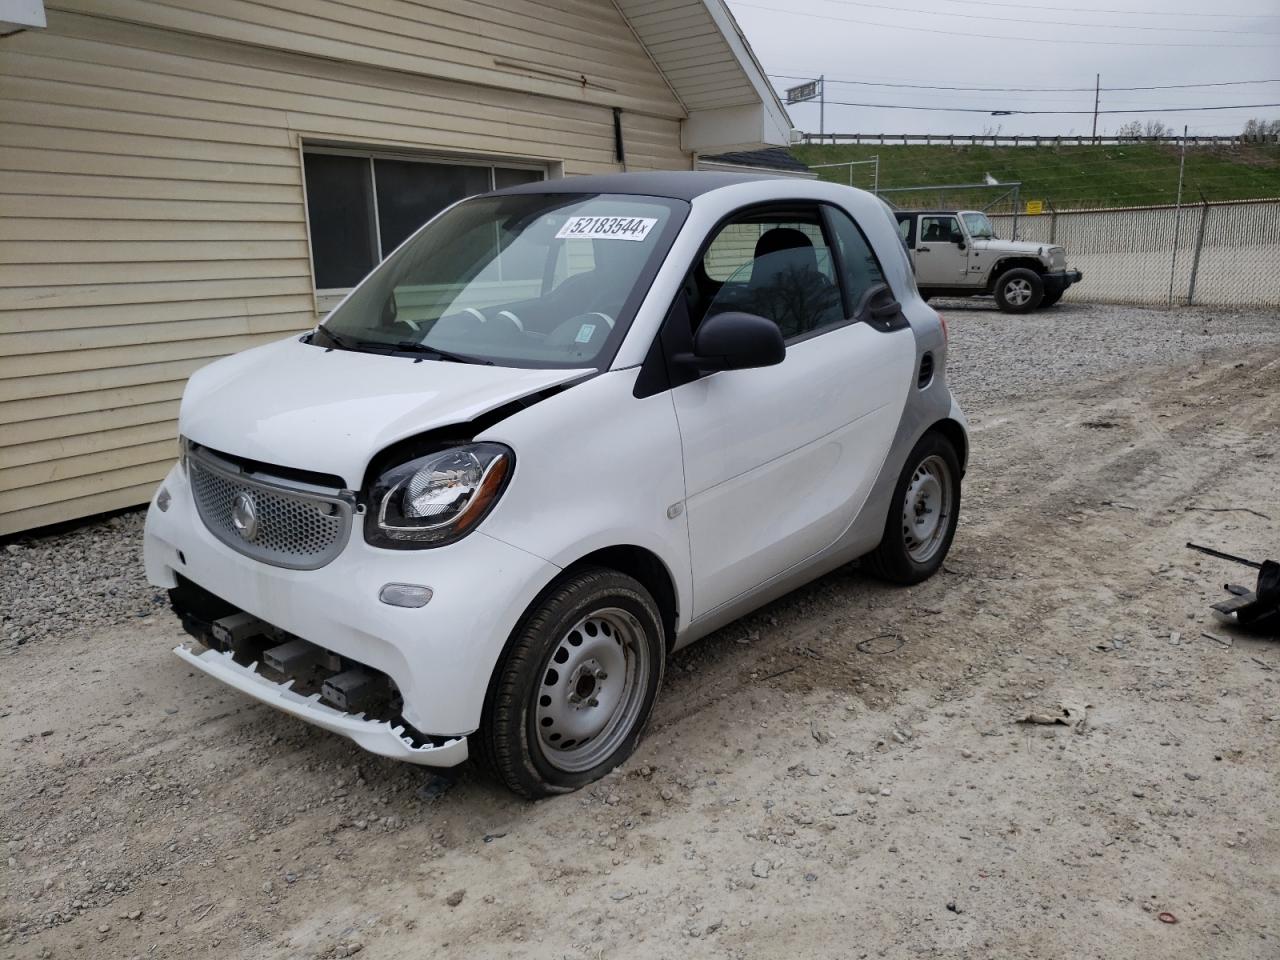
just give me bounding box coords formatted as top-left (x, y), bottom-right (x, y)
top-left (303, 149), bottom-right (544, 291)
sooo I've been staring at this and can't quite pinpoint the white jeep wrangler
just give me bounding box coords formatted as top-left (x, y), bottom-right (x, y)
top-left (894, 210), bottom-right (1082, 313)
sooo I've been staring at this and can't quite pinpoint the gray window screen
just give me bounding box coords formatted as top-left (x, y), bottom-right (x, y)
top-left (303, 150), bottom-right (545, 289)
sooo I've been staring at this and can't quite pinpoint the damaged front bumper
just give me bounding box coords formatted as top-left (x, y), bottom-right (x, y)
top-left (144, 461), bottom-right (561, 763)
top-left (176, 642), bottom-right (469, 766)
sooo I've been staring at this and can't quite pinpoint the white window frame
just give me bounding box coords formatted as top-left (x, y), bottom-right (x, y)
top-left (300, 144), bottom-right (548, 312)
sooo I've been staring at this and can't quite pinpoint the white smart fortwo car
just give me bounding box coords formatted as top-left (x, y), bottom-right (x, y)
top-left (144, 172), bottom-right (968, 797)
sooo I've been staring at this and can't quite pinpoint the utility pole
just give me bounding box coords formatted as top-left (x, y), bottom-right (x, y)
top-left (1092, 73), bottom-right (1100, 141)
top-left (819, 74), bottom-right (825, 141)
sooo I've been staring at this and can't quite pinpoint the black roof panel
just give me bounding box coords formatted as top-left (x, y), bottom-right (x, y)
top-left (489, 170), bottom-right (777, 201)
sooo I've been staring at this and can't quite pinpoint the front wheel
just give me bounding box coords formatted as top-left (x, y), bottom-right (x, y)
top-left (864, 431), bottom-right (962, 585)
top-left (993, 267), bottom-right (1044, 313)
top-left (1039, 288), bottom-right (1063, 308)
top-left (476, 567), bottom-right (665, 798)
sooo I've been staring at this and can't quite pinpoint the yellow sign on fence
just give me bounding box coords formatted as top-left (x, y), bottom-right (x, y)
top-left (1025, 200), bottom-right (1045, 215)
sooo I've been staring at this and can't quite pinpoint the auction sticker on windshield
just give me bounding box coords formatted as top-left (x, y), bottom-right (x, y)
top-left (555, 216), bottom-right (657, 242)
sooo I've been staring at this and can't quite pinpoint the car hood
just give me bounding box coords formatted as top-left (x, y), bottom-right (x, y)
top-left (973, 238), bottom-right (1056, 256)
top-left (179, 336), bottom-right (593, 487)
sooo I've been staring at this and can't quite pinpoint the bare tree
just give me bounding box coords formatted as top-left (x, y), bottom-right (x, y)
top-left (1116, 119), bottom-right (1171, 141)
top-left (1116, 120), bottom-right (1144, 140)
top-left (1242, 117), bottom-right (1280, 139)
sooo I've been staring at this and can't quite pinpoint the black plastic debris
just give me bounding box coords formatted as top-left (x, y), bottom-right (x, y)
top-left (1186, 542), bottom-right (1280, 633)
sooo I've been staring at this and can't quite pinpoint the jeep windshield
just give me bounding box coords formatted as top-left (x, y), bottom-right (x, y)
top-left (962, 212), bottom-right (996, 240)
top-left (317, 192), bottom-right (688, 369)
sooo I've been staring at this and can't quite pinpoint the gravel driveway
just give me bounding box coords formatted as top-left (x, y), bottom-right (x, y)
top-left (2, 301), bottom-right (1278, 959)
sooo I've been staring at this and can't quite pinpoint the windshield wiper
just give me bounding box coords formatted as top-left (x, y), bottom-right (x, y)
top-left (392, 341), bottom-right (494, 365)
top-left (312, 326), bottom-right (360, 351)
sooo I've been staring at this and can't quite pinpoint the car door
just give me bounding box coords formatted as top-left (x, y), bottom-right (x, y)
top-left (669, 203), bottom-right (916, 620)
top-left (914, 214), bottom-right (970, 286)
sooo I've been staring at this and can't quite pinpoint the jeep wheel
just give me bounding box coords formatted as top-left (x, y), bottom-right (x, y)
top-left (994, 268), bottom-right (1044, 313)
top-left (476, 567), bottom-right (665, 798)
top-left (1039, 288), bottom-right (1063, 308)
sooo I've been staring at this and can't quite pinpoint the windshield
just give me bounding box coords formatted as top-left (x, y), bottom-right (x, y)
top-left (962, 212), bottom-right (996, 239)
top-left (319, 192), bottom-right (688, 368)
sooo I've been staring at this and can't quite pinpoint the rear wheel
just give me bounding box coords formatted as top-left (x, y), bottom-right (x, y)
top-left (476, 567), bottom-right (665, 798)
top-left (993, 267), bottom-right (1044, 313)
top-left (864, 431), bottom-right (961, 585)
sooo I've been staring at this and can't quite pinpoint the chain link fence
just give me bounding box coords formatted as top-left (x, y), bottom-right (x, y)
top-left (989, 198), bottom-right (1280, 308)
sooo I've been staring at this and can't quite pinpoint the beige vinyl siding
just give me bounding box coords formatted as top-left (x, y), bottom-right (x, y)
top-left (0, 3), bottom-right (690, 535)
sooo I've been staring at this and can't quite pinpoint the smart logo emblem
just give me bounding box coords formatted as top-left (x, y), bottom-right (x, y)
top-left (231, 492), bottom-right (259, 542)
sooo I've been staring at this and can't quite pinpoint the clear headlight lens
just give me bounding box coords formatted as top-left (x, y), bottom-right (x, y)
top-left (367, 442), bottom-right (512, 547)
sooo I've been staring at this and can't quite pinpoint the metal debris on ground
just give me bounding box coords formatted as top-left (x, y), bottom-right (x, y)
top-left (1185, 505), bottom-right (1272, 521)
top-left (856, 633), bottom-right (906, 655)
top-left (1186, 542), bottom-right (1279, 634)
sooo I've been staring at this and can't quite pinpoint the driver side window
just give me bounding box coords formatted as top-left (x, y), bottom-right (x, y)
top-left (692, 211), bottom-right (842, 342)
top-left (919, 215), bottom-right (963, 244)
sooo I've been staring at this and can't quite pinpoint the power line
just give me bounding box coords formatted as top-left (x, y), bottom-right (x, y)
top-left (798, 0), bottom-right (1279, 35)
top-left (818, 98), bottom-right (1280, 114)
top-left (769, 73), bottom-right (1280, 94)
top-left (930, 0), bottom-right (1279, 19)
top-left (730, 2), bottom-right (1276, 47)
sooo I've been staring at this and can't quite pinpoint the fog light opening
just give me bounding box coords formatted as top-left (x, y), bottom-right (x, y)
top-left (156, 486), bottom-right (172, 512)
top-left (379, 583), bottom-right (433, 608)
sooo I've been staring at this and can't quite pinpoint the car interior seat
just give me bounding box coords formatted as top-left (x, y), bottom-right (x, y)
top-left (741, 227), bottom-right (839, 339)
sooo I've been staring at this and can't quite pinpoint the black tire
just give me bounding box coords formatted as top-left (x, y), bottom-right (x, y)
top-left (475, 567), bottom-right (665, 798)
top-left (864, 431), bottom-right (962, 585)
top-left (1039, 288), bottom-right (1063, 308)
top-left (993, 267), bottom-right (1044, 313)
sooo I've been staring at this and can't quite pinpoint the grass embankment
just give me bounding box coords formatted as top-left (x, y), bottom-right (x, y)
top-left (791, 142), bottom-right (1280, 210)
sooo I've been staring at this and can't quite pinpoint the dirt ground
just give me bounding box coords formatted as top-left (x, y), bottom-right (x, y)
top-left (3, 303), bottom-right (1279, 960)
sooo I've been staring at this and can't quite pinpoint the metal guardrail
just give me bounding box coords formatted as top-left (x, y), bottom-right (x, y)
top-left (797, 133), bottom-right (1280, 147)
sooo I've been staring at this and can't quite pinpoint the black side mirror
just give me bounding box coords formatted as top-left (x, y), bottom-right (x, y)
top-left (677, 311), bottom-right (785, 373)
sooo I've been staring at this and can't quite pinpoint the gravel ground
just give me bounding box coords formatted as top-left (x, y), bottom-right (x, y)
top-left (937, 299), bottom-right (1280, 410)
top-left (2, 301), bottom-right (1279, 960)
top-left (0, 512), bottom-right (166, 649)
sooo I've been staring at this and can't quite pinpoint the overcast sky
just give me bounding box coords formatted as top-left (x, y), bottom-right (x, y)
top-left (724, 0), bottom-right (1280, 137)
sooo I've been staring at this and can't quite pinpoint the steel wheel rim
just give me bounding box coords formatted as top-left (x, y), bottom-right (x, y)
top-left (1005, 278), bottom-right (1032, 305)
top-left (902, 454), bottom-right (952, 564)
top-left (534, 607), bottom-right (651, 773)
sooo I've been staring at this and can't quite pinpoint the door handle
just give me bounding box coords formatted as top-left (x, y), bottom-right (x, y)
top-left (917, 246), bottom-right (930, 252)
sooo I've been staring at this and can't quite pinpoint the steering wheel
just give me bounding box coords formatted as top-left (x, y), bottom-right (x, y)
top-left (459, 307), bottom-right (525, 332)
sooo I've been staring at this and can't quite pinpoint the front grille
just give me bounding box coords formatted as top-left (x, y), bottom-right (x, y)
top-left (187, 445), bottom-right (354, 570)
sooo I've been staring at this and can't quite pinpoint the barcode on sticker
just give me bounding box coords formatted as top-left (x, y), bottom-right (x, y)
top-left (555, 216), bottom-right (657, 242)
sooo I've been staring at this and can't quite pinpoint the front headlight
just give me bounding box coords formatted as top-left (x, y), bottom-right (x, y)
top-left (366, 442), bottom-right (512, 548)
